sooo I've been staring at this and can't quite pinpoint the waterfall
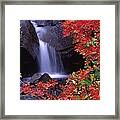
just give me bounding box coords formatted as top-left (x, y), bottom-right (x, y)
top-left (38, 39), bottom-right (65, 75)
top-left (31, 21), bottom-right (67, 78)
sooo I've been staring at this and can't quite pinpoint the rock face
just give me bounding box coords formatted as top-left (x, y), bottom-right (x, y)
top-left (31, 73), bottom-right (52, 84)
top-left (20, 20), bottom-right (39, 59)
top-left (39, 73), bottom-right (52, 82)
top-left (31, 73), bottom-right (42, 82)
top-left (20, 20), bottom-right (39, 77)
top-left (32, 20), bottom-right (73, 50)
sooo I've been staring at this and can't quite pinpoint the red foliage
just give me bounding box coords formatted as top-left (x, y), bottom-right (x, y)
top-left (61, 20), bottom-right (100, 100)
top-left (58, 81), bottom-right (76, 100)
top-left (20, 20), bottom-right (100, 100)
top-left (62, 20), bottom-right (100, 63)
top-left (21, 79), bottom-right (58, 100)
top-left (21, 83), bottom-right (31, 94)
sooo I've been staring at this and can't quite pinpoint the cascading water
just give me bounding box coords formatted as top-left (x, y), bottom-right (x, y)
top-left (31, 21), bottom-right (68, 79)
top-left (38, 39), bottom-right (65, 75)
top-left (38, 40), bottom-right (52, 73)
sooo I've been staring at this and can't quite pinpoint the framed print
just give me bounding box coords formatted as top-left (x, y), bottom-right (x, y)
top-left (0, 0), bottom-right (119, 119)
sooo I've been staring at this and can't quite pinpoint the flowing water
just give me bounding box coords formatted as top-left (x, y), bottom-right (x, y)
top-left (38, 39), bottom-right (65, 75)
top-left (31, 21), bottom-right (68, 78)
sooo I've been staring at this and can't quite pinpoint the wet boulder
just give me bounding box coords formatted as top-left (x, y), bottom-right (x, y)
top-left (31, 73), bottom-right (42, 82)
top-left (39, 73), bottom-right (52, 82)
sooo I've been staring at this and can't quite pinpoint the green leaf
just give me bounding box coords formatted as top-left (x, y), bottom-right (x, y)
top-left (93, 41), bottom-right (97, 46)
top-left (89, 69), bottom-right (100, 81)
top-left (83, 79), bottom-right (92, 86)
top-left (92, 61), bottom-right (97, 65)
top-left (90, 74), bottom-right (95, 81)
top-left (94, 69), bottom-right (100, 80)
top-left (77, 95), bottom-right (80, 100)
top-left (86, 42), bottom-right (90, 47)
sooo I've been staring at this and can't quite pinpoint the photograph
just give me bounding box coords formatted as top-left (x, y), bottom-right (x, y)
top-left (20, 20), bottom-right (100, 100)
top-left (1, 1), bottom-right (118, 118)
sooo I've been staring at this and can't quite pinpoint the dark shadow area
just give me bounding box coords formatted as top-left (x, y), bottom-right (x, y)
top-left (20, 47), bottom-right (38, 78)
top-left (61, 50), bottom-right (85, 74)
